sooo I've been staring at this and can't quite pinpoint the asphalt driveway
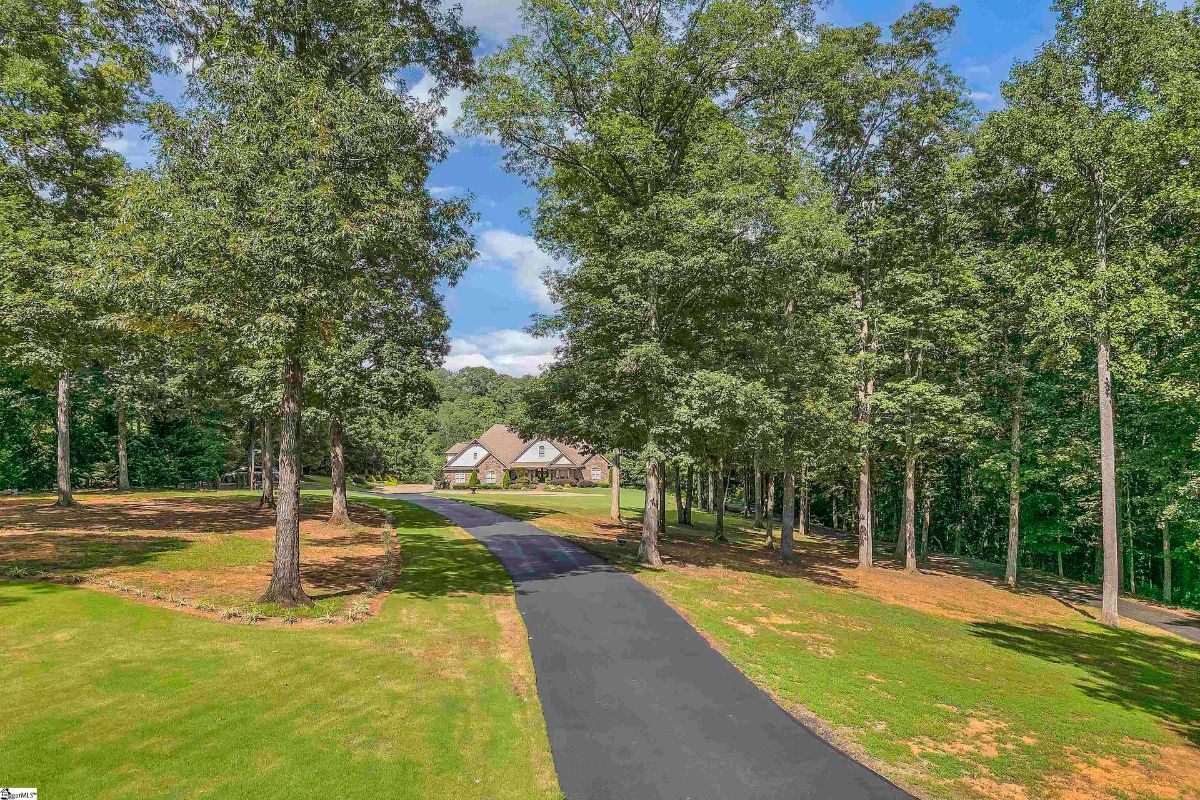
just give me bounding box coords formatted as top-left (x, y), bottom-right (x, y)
top-left (402, 493), bottom-right (913, 800)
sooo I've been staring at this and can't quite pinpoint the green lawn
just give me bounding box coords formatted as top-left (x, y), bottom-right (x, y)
top-left (438, 487), bottom-right (1200, 800)
top-left (0, 494), bottom-right (561, 800)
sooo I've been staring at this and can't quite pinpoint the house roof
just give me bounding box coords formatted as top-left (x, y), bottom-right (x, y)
top-left (445, 424), bottom-right (609, 470)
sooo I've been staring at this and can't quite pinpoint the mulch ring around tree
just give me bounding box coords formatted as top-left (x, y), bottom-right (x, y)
top-left (0, 492), bottom-right (401, 626)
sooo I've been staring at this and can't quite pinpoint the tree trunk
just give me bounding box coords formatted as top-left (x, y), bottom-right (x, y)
top-left (764, 474), bottom-right (776, 549)
top-left (116, 403), bottom-right (130, 492)
top-left (1097, 334), bottom-right (1120, 627)
top-left (902, 452), bottom-right (918, 572)
top-left (683, 464), bottom-right (694, 526)
top-left (742, 464), bottom-right (751, 518)
top-left (753, 453), bottom-right (763, 529)
top-left (674, 463), bottom-right (683, 527)
top-left (259, 417), bottom-right (275, 509)
top-left (263, 354), bottom-right (311, 606)
top-left (1004, 375), bottom-right (1025, 587)
top-left (780, 468), bottom-right (795, 561)
top-left (329, 417), bottom-right (350, 525)
top-left (856, 293), bottom-right (874, 569)
top-left (797, 468), bottom-right (809, 542)
top-left (639, 452), bottom-right (663, 565)
top-left (610, 449), bottom-right (621, 520)
top-left (920, 481), bottom-right (932, 559)
top-left (707, 469), bottom-right (714, 514)
top-left (857, 452), bottom-right (873, 568)
top-left (658, 473), bottom-right (667, 535)
top-left (54, 371), bottom-right (74, 507)
top-left (1163, 520), bottom-right (1172, 604)
top-left (714, 459), bottom-right (728, 542)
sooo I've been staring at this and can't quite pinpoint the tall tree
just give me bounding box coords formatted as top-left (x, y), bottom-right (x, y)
top-left (465, 0), bottom-right (813, 566)
top-left (308, 296), bottom-right (447, 525)
top-left (0, 0), bottom-right (156, 505)
top-left (143, 1), bottom-right (474, 604)
top-left (808, 4), bottom-right (967, 569)
top-left (982, 0), bottom-right (1197, 625)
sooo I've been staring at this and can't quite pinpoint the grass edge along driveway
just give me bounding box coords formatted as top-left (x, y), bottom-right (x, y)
top-left (0, 494), bottom-right (562, 800)
top-left (437, 487), bottom-right (1200, 800)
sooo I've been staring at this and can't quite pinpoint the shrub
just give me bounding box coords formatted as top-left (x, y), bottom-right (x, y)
top-left (467, 471), bottom-right (480, 488)
top-left (501, 471), bottom-right (511, 488)
top-left (578, 480), bottom-right (595, 489)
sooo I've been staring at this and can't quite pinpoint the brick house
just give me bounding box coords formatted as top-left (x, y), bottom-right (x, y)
top-left (442, 424), bottom-right (612, 487)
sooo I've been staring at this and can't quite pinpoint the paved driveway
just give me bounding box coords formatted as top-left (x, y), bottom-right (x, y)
top-left (402, 494), bottom-right (913, 800)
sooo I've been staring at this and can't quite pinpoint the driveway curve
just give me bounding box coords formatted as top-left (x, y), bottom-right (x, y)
top-left (401, 493), bottom-right (913, 800)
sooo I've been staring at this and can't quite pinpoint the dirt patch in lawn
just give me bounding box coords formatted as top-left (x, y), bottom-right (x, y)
top-left (1051, 741), bottom-right (1200, 800)
top-left (551, 513), bottom-right (1188, 634)
top-left (0, 493), bottom-right (394, 624)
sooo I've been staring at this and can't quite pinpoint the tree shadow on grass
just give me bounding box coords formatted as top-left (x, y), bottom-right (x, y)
top-left (970, 621), bottom-right (1200, 746)
top-left (449, 496), bottom-right (854, 590)
top-left (0, 581), bottom-right (72, 608)
top-left (0, 533), bottom-right (192, 575)
top-left (390, 528), bottom-right (516, 600)
top-left (0, 493), bottom-right (407, 536)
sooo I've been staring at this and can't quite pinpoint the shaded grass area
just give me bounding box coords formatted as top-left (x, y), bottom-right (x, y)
top-left (0, 491), bottom-right (402, 620)
top-left (441, 488), bottom-right (1200, 800)
top-left (0, 496), bottom-right (561, 800)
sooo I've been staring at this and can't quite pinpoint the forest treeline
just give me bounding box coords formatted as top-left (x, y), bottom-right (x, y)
top-left (0, 363), bottom-right (532, 491)
top-left (464, 0), bottom-right (1200, 621)
top-left (3, 0), bottom-right (1200, 620)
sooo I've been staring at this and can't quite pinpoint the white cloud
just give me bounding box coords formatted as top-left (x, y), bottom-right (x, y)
top-left (428, 184), bottom-right (463, 199)
top-left (445, 329), bottom-right (559, 376)
top-left (456, 0), bottom-right (524, 44)
top-left (102, 136), bottom-right (133, 155)
top-left (969, 91), bottom-right (996, 104)
top-left (476, 229), bottom-right (564, 311)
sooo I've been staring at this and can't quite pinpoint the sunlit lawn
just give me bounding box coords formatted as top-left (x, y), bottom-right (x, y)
top-left (438, 487), bottom-right (1200, 800)
top-left (0, 492), bottom-right (561, 799)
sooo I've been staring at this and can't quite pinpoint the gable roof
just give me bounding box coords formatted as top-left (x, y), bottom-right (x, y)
top-left (453, 424), bottom-right (608, 470)
top-left (445, 441), bottom-right (471, 455)
top-left (475, 425), bottom-right (531, 466)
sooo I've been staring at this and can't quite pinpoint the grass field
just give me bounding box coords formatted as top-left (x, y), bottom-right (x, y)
top-left (0, 491), bottom-right (561, 799)
top-left (436, 487), bottom-right (1200, 800)
top-left (0, 491), bottom-right (400, 620)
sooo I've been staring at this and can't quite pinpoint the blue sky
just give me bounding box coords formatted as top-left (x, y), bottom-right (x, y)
top-left (108, 0), bottom-right (1187, 376)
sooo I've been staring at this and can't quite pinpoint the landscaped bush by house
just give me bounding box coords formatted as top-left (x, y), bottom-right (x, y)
top-left (501, 471), bottom-right (511, 488)
top-left (467, 471), bottom-right (480, 488)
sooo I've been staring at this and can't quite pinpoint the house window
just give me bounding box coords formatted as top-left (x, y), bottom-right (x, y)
top-left (591, 468), bottom-right (602, 481)
top-left (538, 444), bottom-right (545, 458)
top-left (454, 472), bottom-right (466, 484)
top-left (485, 470), bottom-right (496, 484)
